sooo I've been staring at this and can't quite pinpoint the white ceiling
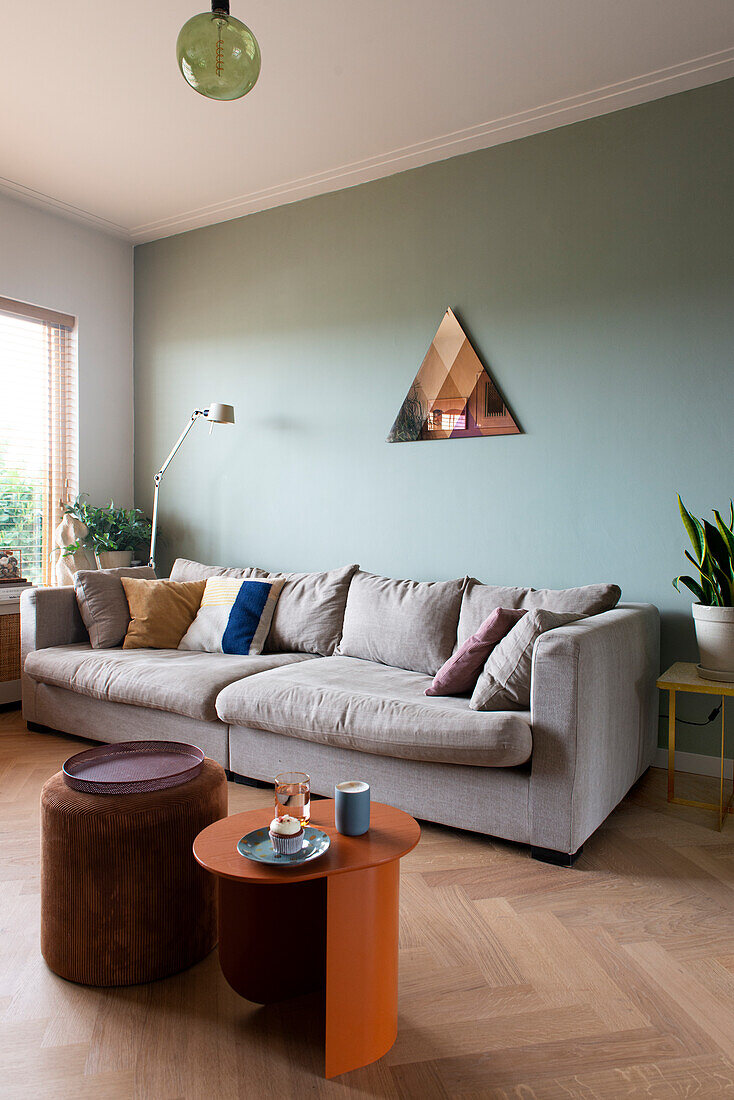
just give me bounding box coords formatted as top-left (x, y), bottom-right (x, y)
top-left (1, 1), bottom-right (732, 243)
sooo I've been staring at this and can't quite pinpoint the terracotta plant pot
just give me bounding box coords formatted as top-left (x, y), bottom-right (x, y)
top-left (95, 551), bottom-right (134, 570)
top-left (692, 604), bottom-right (734, 682)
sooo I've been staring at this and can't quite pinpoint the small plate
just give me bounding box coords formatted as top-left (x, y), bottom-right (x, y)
top-left (237, 825), bottom-right (331, 866)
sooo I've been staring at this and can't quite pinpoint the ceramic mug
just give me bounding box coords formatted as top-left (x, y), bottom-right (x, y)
top-left (334, 780), bottom-right (370, 836)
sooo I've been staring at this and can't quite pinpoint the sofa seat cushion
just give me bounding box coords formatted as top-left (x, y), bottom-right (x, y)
top-left (215, 656), bottom-right (532, 767)
top-left (24, 644), bottom-right (316, 722)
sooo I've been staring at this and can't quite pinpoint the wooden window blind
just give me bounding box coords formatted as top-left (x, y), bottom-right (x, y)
top-left (0, 296), bottom-right (78, 585)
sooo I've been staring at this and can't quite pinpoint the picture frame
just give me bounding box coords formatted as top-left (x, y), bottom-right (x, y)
top-left (0, 548), bottom-right (23, 583)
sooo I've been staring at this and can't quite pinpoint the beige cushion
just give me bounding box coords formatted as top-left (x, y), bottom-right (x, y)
top-left (471, 609), bottom-right (583, 710)
top-left (335, 571), bottom-right (466, 675)
top-left (24, 644), bottom-right (316, 722)
top-left (121, 578), bottom-right (205, 649)
top-left (169, 558), bottom-right (256, 582)
top-left (215, 655), bottom-right (532, 767)
top-left (458, 580), bottom-right (620, 644)
top-left (74, 566), bottom-right (156, 649)
top-left (251, 564), bottom-right (358, 656)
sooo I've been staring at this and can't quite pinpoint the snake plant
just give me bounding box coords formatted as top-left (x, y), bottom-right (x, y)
top-left (673, 495), bottom-right (734, 606)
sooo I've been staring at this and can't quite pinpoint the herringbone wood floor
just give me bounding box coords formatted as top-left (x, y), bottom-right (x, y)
top-left (2, 707), bottom-right (734, 1099)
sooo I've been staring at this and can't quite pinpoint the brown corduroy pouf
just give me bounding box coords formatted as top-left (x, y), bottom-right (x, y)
top-left (40, 758), bottom-right (227, 986)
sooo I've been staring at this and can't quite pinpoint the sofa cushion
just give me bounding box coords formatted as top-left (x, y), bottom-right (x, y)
top-left (426, 608), bottom-right (526, 696)
top-left (178, 576), bottom-right (247, 652)
top-left (121, 578), bottom-right (205, 649)
top-left (215, 655), bottom-right (532, 767)
top-left (222, 578), bottom-right (285, 655)
top-left (169, 557), bottom-right (257, 582)
top-left (74, 565), bottom-right (156, 649)
top-left (458, 579), bottom-right (620, 644)
top-left (252, 564), bottom-right (359, 656)
top-left (179, 576), bottom-right (285, 655)
top-left (335, 572), bottom-right (466, 675)
top-left (471, 609), bottom-right (583, 711)
top-left (24, 644), bottom-right (316, 722)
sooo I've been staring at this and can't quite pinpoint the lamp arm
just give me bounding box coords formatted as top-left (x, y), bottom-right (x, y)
top-left (156, 409), bottom-right (206, 480)
top-left (148, 409), bottom-right (206, 569)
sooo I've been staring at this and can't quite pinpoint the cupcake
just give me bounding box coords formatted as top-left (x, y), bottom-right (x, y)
top-left (269, 814), bottom-right (304, 856)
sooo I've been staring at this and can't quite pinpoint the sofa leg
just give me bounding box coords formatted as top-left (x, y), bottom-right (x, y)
top-left (27, 720), bottom-right (53, 733)
top-left (531, 845), bottom-right (583, 867)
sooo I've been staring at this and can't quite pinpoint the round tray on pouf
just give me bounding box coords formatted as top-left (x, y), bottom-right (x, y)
top-left (62, 740), bottom-right (205, 795)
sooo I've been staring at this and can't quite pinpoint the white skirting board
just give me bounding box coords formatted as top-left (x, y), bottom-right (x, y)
top-left (654, 747), bottom-right (733, 780)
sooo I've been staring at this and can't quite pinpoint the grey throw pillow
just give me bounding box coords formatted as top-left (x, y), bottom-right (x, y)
top-left (253, 564), bottom-right (359, 656)
top-left (458, 579), bottom-right (619, 644)
top-left (470, 609), bottom-right (583, 711)
top-left (74, 566), bottom-right (156, 648)
top-left (169, 558), bottom-right (255, 582)
top-left (335, 571), bottom-right (467, 675)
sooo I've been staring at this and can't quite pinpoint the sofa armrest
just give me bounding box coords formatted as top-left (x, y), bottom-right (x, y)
top-left (528, 603), bottom-right (660, 855)
top-left (20, 586), bottom-right (88, 667)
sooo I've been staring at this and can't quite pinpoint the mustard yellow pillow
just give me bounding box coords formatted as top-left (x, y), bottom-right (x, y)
top-left (121, 578), bottom-right (205, 650)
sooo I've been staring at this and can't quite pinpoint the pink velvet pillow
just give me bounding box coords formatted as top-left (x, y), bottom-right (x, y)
top-left (425, 608), bottom-right (527, 696)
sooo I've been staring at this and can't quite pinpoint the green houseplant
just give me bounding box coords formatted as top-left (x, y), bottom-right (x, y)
top-left (62, 496), bottom-right (153, 569)
top-left (673, 495), bottom-right (734, 681)
top-left (0, 457), bottom-right (41, 581)
top-left (387, 383), bottom-right (427, 443)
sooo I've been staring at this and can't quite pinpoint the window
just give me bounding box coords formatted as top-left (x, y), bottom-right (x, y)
top-left (0, 296), bottom-right (78, 585)
top-left (429, 408), bottom-right (466, 432)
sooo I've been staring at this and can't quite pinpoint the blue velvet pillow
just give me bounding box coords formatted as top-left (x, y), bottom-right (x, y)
top-left (222, 577), bottom-right (285, 655)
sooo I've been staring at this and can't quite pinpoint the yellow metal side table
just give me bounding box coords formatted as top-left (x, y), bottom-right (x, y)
top-left (657, 662), bottom-right (734, 830)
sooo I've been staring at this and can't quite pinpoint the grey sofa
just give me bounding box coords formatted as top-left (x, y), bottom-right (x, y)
top-left (21, 560), bottom-right (659, 864)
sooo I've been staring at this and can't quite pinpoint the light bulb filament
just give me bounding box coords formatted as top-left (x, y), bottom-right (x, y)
top-left (216, 22), bottom-right (225, 76)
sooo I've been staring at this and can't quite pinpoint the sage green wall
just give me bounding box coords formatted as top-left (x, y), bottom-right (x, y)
top-left (134, 78), bottom-right (734, 755)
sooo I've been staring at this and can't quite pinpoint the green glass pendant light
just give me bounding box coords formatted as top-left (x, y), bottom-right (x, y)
top-left (177, 1), bottom-right (261, 101)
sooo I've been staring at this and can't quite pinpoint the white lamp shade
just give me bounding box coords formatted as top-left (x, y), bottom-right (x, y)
top-left (206, 403), bottom-right (235, 424)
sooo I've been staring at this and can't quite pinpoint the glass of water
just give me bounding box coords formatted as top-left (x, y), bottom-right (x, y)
top-left (274, 771), bottom-right (311, 826)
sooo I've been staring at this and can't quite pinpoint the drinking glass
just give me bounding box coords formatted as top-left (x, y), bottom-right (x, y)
top-left (274, 771), bottom-right (311, 825)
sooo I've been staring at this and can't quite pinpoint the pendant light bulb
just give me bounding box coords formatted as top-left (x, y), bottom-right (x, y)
top-left (177, 0), bottom-right (261, 101)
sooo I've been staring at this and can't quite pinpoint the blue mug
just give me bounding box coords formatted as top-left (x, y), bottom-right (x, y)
top-left (335, 780), bottom-right (370, 836)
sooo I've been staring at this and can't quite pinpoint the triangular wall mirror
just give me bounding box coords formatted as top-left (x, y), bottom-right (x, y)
top-left (387, 308), bottom-right (521, 442)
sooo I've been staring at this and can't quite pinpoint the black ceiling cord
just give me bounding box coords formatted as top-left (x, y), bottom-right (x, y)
top-left (660, 704), bottom-right (722, 727)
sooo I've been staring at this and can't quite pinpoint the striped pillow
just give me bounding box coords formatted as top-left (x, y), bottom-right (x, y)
top-left (178, 576), bottom-right (284, 654)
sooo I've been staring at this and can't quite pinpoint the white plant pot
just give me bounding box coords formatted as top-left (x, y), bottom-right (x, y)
top-left (95, 551), bottom-right (133, 570)
top-left (692, 604), bottom-right (734, 682)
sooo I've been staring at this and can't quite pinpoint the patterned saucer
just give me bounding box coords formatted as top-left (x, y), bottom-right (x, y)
top-left (237, 825), bottom-right (331, 866)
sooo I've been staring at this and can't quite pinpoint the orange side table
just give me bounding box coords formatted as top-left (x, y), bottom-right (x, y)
top-left (193, 799), bottom-right (420, 1078)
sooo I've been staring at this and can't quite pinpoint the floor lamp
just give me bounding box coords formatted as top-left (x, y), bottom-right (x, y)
top-left (148, 403), bottom-right (235, 570)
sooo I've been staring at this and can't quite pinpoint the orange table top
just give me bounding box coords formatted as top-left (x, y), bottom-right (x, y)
top-left (194, 799), bottom-right (420, 885)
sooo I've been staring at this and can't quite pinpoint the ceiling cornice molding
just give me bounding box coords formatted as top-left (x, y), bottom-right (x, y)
top-left (2, 46), bottom-right (732, 246)
top-left (130, 46), bottom-right (734, 243)
top-left (0, 174), bottom-right (132, 241)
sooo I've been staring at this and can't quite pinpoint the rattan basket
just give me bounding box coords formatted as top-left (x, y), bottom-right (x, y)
top-left (0, 613), bottom-right (21, 683)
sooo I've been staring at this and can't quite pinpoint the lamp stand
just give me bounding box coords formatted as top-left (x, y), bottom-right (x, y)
top-left (148, 409), bottom-right (207, 570)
